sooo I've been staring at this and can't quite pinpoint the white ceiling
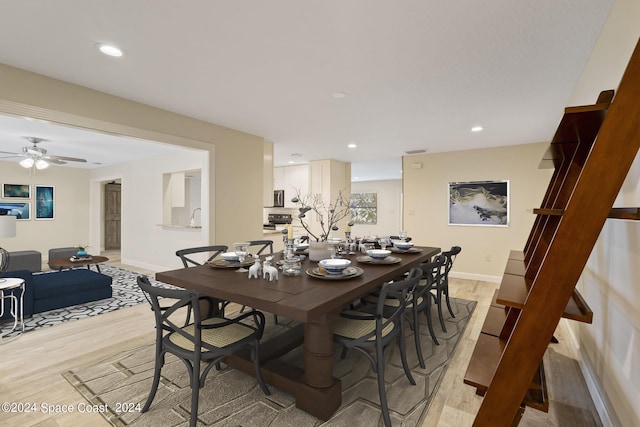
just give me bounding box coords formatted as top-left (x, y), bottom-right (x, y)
top-left (0, 1), bottom-right (614, 180)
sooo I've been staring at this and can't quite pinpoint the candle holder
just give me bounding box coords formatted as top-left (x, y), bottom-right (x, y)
top-left (285, 238), bottom-right (296, 259)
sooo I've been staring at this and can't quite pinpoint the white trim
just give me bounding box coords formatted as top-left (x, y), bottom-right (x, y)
top-left (579, 351), bottom-right (616, 427)
top-left (565, 325), bottom-right (616, 427)
top-left (121, 258), bottom-right (171, 274)
top-left (450, 271), bottom-right (502, 283)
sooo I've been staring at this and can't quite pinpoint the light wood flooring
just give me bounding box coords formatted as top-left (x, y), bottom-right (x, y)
top-left (0, 251), bottom-right (601, 426)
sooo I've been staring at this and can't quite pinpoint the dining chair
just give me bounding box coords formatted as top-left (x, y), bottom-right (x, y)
top-left (333, 267), bottom-right (422, 427)
top-left (362, 259), bottom-right (443, 369)
top-left (137, 276), bottom-right (270, 427)
top-left (175, 245), bottom-right (230, 316)
top-left (247, 239), bottom-right (274, 256)
top-left (440, 246), bottom-right (461, 319)
top-left (175, 245), bottom-right (228, 268)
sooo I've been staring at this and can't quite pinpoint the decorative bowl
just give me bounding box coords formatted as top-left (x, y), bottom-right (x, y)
top-left (393, 241), bottom-right (414, 250)
top-left (319, 259), bottom-right (351, 275)
top-left (367, 249), bottom-right (391, 260)
top-left (221, 252), bottom-right (239, 262)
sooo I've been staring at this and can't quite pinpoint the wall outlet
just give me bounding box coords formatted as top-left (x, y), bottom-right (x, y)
top-left (485, 254), bottom-right (492, 262)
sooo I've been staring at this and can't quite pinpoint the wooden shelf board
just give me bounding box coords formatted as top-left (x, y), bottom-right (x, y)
top-left (509, 250), bottom-right (525, 261)
top-left (482, 306), bottom-right (507, 337)
top-left (464, 333), bottom-right (505, 391)
top-left (505, 259), bottom-right (526, 276)
top-left (608, 207), bottom-right (640, 220)
top-left (496, 273), bottom-right (593, 323)
top-left (496, 273), bottom-right (529, 309)
top-left (533, 208), bottom-right (564, 216)
top-left (464, 333), bottom-right (549, 412)
top-left (490, 289), bottom-right (505, 308)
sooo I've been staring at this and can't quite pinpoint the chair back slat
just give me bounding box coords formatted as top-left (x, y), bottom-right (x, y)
top-left (248, 240), bottom-right (274, 256)
top-left (374, 267), bottom-right (422, 339)
top-left (137, 276), bottom-right (203, 349)
top-left (175, 245), bottom-right (228, 267)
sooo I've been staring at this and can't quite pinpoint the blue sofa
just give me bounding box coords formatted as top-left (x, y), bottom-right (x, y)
top-left (1, 269), bottom-right (112, 319)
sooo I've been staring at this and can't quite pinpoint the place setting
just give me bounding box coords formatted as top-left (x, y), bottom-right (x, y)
top-left (306, 258), bottom-right (364, 280)
top-left (355, 248), bottom-right (401, 265)
top-left (207, 242), bottom-right (254, 269)
top-left (389, 239), bottom-right (422, 253)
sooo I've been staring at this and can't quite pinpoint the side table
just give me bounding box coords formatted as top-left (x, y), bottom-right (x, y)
top-left (0, 277), bottom-right (25, 343)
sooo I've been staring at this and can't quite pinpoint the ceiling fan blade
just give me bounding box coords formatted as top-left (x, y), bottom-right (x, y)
top-left (45, 155), bottom-right (87, 163)
top-left (0, 150), bottom-right (22, 155)
top-left (47, 158), bottom-right (67, 165)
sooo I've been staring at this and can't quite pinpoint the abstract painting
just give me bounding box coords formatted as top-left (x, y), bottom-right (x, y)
top-left (35, 185), bottom-right (55, 220)
top-left (2, 183), bottom-right (30, 198)
top-left (448, 180), bottom-right (509, 226)
top-left (0, 201), bottom-right (30, 220)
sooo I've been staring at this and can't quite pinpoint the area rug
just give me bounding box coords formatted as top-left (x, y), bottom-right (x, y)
top-left (9, 265), bottom-right (161, 334)
top-left (63, 298), bottom-right (477, 426)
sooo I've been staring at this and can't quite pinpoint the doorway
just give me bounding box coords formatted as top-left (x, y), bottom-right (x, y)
top-left (104, 181), bottom-right (121, 250)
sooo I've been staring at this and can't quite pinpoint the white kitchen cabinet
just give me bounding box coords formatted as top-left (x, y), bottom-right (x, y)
top-left (274, 165), bottom-right (309, 207)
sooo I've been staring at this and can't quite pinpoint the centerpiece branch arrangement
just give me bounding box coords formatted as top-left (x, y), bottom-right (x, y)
top-left (291, 189), bottom-right (355, 242)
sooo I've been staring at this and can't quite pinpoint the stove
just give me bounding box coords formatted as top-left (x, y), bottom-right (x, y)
top-left (264, 213), bottom-right (292, 230)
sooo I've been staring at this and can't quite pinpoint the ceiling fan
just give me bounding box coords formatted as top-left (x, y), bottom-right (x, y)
top-left (0, 137), bottom-right (87, 169)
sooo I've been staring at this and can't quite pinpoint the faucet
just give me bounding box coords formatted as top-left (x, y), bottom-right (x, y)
top-left (190, 207), bottom-right (201, 227)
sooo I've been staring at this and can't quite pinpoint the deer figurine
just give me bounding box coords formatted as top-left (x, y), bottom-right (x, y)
top-left (262, 256), bottom-right (279, 281)
top-left (248, 257), bottom-right (262, 279)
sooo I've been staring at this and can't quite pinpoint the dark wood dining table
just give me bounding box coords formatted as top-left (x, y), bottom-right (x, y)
top-left (155, 245), bottom-right (440, 420)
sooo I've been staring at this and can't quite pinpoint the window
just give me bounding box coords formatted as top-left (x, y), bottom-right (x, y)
top-left (350, 192), bottom-right (377, 224)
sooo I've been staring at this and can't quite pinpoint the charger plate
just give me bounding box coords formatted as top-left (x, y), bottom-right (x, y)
top-left (390, 247), bottom-right (422, 254)
top-left (306, 266), bottom-right (364, 280)
top-left (355, 255), bottom-right (401, 265)
top-left (208, 258), bottom-right (254, 268)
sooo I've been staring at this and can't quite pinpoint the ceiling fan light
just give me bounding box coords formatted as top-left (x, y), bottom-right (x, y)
top-left (35, 159), bottom-right (49, 170)
top-left (19, 158), bottom-right (34, 168)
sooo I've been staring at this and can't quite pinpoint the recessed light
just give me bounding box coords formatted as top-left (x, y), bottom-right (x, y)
top-left (288, 160), bottom-right (295, 164)
top-left (347, 143), bottom-right (357, 149)
top-left (353, 176), bottom-right (360, 180)
top-left (332, 92), bottom-right (347, 99)
top-left (471, 126), bottom-right (483, 132)
top-left (97, 43), bottom-right (124, 57)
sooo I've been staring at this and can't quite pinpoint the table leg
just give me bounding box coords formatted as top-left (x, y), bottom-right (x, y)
top-left (223, 317), bottom-right (342, 420)
top-left (303, 314), bottom-right (336, 388)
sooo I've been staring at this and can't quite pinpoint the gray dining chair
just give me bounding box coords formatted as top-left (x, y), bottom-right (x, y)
top-left (137, 276), bottom-right (270, 427)
top-left (175, 245), bottom-right (228, 268)
top-left (175, 245), bottom-right (230, 316)
top-left (363, 258), bottom-right (444, 369)
top-left (333, 267), bottom-right (422, 427)
top-left (440, 246), bottom-right (462, 319)
top-left (247, 239), bottom-right (274, 256)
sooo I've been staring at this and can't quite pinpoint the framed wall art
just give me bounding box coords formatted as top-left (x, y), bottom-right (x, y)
top-left (35, 185), bottom-right (55, 220)
top-left (2, 183), bottom-right (30, 199)
top-left (448, 180), bottom-right (509, 226)
top-left (0, 201), bottom-right (31, 220)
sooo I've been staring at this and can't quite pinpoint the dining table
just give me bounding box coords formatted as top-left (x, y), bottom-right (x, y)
top-left (155, 245), bottom-right (440, 420)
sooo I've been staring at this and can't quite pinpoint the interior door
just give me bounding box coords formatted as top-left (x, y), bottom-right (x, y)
top-left (104, 182), bottom-right (121, 250)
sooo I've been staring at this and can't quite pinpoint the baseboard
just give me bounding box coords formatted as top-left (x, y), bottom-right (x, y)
top-left (121, 258), bottom-right (168, 274)
top-left (564, 323), bottom-right (616, 427)
top-left (450, 271), bottom-right (501, 283)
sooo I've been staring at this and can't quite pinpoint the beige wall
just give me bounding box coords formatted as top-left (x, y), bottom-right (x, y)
top-left (0, 161), bottom-right (90, 257)
top-left (566, 1), bottom-right (640, 426)
top-left (403, 142), bottom-right (552, 280)
top-left (351, 180), bottom-right (402, 237)
top-left (0, 63), bottom-right (264, 251)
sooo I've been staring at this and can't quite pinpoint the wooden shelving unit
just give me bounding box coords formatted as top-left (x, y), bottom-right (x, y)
top-left (464, 38), bottom-right (640, 426)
